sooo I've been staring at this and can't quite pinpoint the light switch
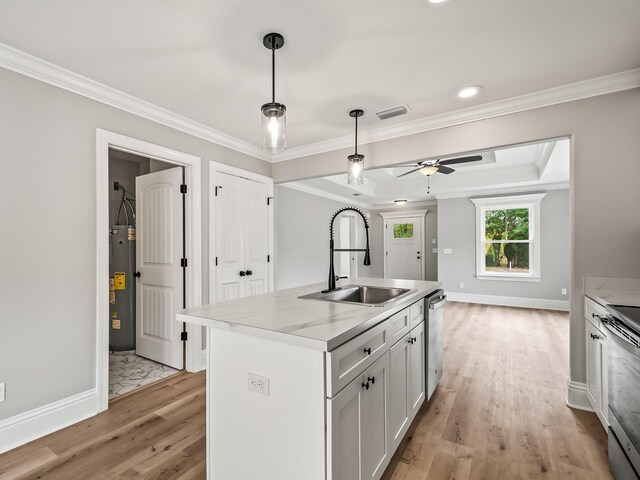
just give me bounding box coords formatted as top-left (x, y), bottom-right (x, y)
top-left (443, 248), bottom-right (452, 255)
top-left (432, 248), bottom-right (438, 254)
top-left (432, 238), bottom-right (436, 244)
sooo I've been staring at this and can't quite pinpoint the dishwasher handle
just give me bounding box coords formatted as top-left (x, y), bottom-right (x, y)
top-left (429, 295), bottom-right (447, 310)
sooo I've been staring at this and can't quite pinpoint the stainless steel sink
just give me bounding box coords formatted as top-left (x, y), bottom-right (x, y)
top-left (299, 285), bottom-right (414, 306)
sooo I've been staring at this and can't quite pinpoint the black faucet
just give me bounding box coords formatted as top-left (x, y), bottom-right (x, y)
top-left (323, 207), bottom-right (371, 293)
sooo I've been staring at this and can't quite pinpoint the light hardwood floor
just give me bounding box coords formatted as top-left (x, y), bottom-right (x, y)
top-left (0, 302), bottom-right (611, 479)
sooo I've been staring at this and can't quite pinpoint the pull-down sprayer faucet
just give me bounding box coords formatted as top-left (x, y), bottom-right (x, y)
top-left (323, 207), bottom-right (371, 293)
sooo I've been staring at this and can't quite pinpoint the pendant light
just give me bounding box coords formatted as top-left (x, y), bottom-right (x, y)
top-left (347, 109), bottom-right (364, 185)
top-left (261, 32), bottom-right (286, 153)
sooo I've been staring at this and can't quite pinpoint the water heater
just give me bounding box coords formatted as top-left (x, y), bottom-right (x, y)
top-left (109, 225), bottom-right (136, 351)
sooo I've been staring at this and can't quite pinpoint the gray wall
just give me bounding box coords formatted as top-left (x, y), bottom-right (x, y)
top-left (0, 67), bottom-right (270, 420)
top-left (437, 189), bottom-right (570, 300)
top-left (275, 186), bottom-right (383, 290)
top-left (273, 88), bottom-right (640, 387)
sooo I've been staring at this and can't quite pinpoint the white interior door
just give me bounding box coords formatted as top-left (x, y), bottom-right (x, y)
top-left (135, 167), bottom-right (184, 369)
top-left (215, 172), bottom-right (269, 301)
top-left (385, 217), bottom-right (423, 280)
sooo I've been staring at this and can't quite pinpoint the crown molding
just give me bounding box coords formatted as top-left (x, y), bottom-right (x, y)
top-left (0, 43), bottom-right (271, 162)
top-left (280, 183), bottom-right (374, 210)
top-left (274, 68), bottom-right (640, 162)
top-left (434, 181), bottom-right (569, 200)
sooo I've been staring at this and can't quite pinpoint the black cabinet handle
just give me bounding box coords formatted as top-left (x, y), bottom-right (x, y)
top-left (246, 270), bottom-right (253, 276)
top-left (412, 337), bottom-right (417, 343)
top-left (134, 272), bottom-right (141, 278)
top-left (362, 381), bottom-right (370, 390)
top-left (368, 376), bottom-right (375, 385)
top-left (408, 338), bottom-right (414, 344)
top-left (363, 347), bottom-right (372, 355)
top-left (239, 271), bottom-right (246, 277)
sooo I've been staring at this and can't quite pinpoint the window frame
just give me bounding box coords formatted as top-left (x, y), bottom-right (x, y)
top-left (470, 193), bottom-right (546, 282)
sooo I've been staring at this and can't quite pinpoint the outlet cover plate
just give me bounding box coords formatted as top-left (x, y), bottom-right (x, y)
top-left (248, 373), bottom-right (270, 396)
top-left (0, 382), bottom-right (5, 403)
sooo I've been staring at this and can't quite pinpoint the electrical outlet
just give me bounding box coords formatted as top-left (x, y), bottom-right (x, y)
top-left (432, 248), bottom-right (438, 254)
top-left (459, 282), bottom-right (464, 289)
top-left (248, 373), bottom-right (270, 396)
top-left (432, 238), bottom-right (436, 244)
top-left (0, 383), bottom-right (5, 403)
top-left (561, 288), bottom-right (568, 295)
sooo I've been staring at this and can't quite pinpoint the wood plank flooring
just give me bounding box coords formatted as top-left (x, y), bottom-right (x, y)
top-left (0, 302), bottom-right (611, 479)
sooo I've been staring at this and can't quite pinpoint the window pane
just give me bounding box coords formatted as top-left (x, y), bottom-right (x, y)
top-left (393, 223), bottom-right (414, 238)
top-left (485, 208), bottom-right (529, 241)
top-left (484, 242), bottom-right (530, 273)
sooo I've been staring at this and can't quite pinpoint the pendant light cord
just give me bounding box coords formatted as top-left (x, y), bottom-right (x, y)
top-left (354, 115), bottom-right (358, 155)
top-left (272, 46), bottom-right (276, 103)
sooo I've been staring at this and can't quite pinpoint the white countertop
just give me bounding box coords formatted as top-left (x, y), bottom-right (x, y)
top-left (177, 277), bottom-right (441, 351)
top-left (584, 276), bottom-right (640, 307)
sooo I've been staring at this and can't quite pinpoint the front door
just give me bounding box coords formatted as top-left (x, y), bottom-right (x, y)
top-left (385, 217), bottom-right (423, 280)
top-left (135, 167), bottom-right (184, 369)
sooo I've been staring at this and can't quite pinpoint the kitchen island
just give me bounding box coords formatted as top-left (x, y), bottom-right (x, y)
top-left (178, 277), bottom-right (441, 480)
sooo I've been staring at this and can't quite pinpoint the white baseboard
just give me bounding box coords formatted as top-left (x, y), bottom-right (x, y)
top-left (0, 389), bottom-right (98, 454)
top-left (445, 291), bottom-right (570, 311)
top-left (566, 379), bottom-right (593, 411)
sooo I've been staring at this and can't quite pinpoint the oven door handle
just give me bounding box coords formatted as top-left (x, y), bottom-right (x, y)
top-left (602, 321), bottom-right (640, 357)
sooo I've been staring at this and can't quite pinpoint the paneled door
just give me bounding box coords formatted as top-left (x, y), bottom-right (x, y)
top-left (385, 216), bottom-right (423, 280)
top-left (135, 167), bottom-right (184, 369)
top-left (214, 172), bottom-right (269, 301)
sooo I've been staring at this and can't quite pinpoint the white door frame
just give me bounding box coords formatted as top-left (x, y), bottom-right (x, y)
top-left (379, 209), bottom-right (429, 280)
top-left (95, 129), bottom-right (203, 413)
top-left (209, 161), bottom-right (274, 304)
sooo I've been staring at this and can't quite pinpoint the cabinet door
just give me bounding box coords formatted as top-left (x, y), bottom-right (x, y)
top-left (327, 353), bottom-right (390, 480)
top-left (327, 377), bottom-right (362, 480)
top-left (361, 353), bottom-right (391, 480)
top-left (389, 335), bottom-right (410, 451)
top-left (585, 321), bottom-right (602, 412)
top-left (409, 322), bottom-right (426, 416)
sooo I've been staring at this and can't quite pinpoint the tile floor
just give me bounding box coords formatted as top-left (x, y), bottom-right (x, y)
top-left (109, 350), bottom-right (180, 399)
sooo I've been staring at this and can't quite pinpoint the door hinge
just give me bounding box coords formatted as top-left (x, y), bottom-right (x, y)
top-left (267, 254), bottom-right (270, 263)
top-left (181, 331), bottom-right (188, 341)
top-left (181, 258), bottom-right (188, 268)
top-left (215, 186), bottom-right (222, 196)
top-left (267, 196), bottom-right (274, 206)
top-left (386, 251), bottom-right (388, 256)
top-left (385, 223), bottom-right (388, 229)
top-left (180, 184), bottom-right (188, 194)
top-left (215, 256), bottom-right (218, 266)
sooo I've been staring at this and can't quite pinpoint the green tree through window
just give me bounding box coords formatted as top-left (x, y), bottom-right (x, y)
top-left (393, 223), bottom-right (414, 238)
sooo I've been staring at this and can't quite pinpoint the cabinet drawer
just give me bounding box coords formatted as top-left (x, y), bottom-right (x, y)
top-left (326, 320), bottom-right (388, 398)
top-left (388, 308), bottom-right (411, 346)
top-left (585, 296), bottom-right (607, 331)
top-left (409, 299), bottom-right (424, 329)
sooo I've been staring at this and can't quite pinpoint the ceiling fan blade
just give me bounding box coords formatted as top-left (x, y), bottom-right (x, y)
top-left (395, 164), bottom-right (421, 168)
top-left (436, 165), bottom-right (455, 174)
top-left (396, 166), bottom-right (424, 178)
top-left (439, 155), bottom-right (482, 166)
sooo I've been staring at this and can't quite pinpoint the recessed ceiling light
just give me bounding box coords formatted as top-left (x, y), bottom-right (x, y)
top-left (457, 85), bottom-right (483, 99)
top-left (394, 199), bottom-right (408, 206)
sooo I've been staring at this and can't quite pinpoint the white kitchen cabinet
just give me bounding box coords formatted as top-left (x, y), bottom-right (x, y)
top-left (584, 296), bottom-right (608, 429)
top-left (328, 353), bottom-right (390, 480)
top-left (389, 333), bottom-right (411, 450)
top-left (408, 321), bottom-right (426, 416)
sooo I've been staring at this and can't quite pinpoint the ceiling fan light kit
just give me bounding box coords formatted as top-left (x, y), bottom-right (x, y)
top-left (347, 109), bottom-right (365, 185)
top-left (419, 165), bottom-right (439, 176)
top-left (261, 32), bottom-right (286, 153)
top-left (394, 199), bottom-right (408, 206)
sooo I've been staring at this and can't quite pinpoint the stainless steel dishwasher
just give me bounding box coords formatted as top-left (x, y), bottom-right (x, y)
top-left (426, 289), bottom-right (446, 400)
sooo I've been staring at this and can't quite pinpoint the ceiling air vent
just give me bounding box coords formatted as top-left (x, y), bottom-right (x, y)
top-left (375, 104), bottom-right (411, 120)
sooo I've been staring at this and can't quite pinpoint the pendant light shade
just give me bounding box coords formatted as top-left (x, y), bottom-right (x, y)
top-left (347, 109), bottom-right (364, 185)
top-left (261, 33), bottom-right (286, 153)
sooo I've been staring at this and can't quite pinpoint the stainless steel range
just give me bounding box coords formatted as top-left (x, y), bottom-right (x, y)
top-left (604, 304), bottom-right (640, 480)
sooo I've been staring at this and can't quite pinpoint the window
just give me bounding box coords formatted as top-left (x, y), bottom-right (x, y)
top-left (471, 193), bottom-right (546, 281)
top-left (393, 223), bottom-right (414, 238)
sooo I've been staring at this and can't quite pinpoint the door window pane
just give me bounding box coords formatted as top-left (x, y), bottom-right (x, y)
top-left (393, 223), bottom-right (414, 238)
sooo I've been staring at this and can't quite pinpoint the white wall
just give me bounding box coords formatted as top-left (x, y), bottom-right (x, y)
top-left (275, 185), bottom-right (383, 290)
top-left (272, 88), bottom-right (640, 389)
top-left (0, 67), bottom-right (270, 422)
top-left (437, 189), bottom-right (570, 302)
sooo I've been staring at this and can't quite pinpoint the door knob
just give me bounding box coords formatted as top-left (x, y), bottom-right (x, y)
top-left (417, 256), bottom-right (421, 259)
top-left (239, 271), bottom-right (246, 277)
top-left (134, 272), bottom-right (141, 278)
top-left (246, 270), bottom-right (253, 276)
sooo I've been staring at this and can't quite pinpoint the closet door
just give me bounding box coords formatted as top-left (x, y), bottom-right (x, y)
top-left (215, 173), bottom-right (246, 301)
top-left (243, 178), bottom-right (269, 296)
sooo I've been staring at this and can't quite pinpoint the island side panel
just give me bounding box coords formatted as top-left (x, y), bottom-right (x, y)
top-left (207, 326), bottom-right (326, 480)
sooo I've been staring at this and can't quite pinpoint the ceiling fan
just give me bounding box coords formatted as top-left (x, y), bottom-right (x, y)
top-left (395, 155), bottom-right (483, 178)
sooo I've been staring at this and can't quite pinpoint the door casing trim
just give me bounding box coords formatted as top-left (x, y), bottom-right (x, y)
top-left (96, 129), bottom-right (203, 413)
